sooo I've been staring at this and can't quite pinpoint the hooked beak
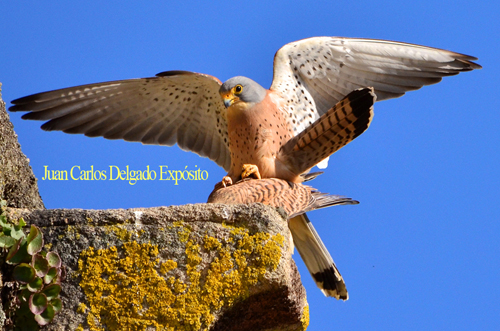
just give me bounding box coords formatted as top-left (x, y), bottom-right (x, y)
top-left (221, 92), bottom-right (239, 108)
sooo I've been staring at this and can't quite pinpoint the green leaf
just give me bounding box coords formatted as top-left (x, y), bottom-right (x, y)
top-left (10, 220), bottom-right (26, 240)
top-left (28, 276), bottom-right (43, 292)
top-left (19, 288), bottom-right (32, 301)
top-left (35, 303), bottom-right (55, 326)
top-left (0, 234), bottom-right (16, 248)
top-left (6, 238), bottom-right (29, 264)
top-left (18, 217), bottom-right (26, 227)
top-left (14, 223), bottom-right (23, 232)
top-left (27, 225), bottom-right (43, 255)
top-left (0, 218), bottom-right (12, 236)
top-left (44, 267), bottom-right (58, 284)
top-left (32, 254), bottom-right (49, 277)
top-left (15, 305), bottom-right (40, 330)
top-left (51, 298), bottom-right (62, 313)
top-left (10, 227), bottom-right (25, 240)
top-left (41, 284), bottom-right (61, 301)
top-left (6, 238), bottom-right (20, 261)
top-left (46, 252), bottom-right (61, 268)
top-left (13, 263), bottom-right (36, 283)
top-left (29, 293), bottom-right (48, 315)
top-left (0, 214), bottom-right (8, 226)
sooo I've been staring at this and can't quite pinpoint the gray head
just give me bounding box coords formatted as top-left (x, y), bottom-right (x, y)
top-left (219, 76), bottom-right (267, 108)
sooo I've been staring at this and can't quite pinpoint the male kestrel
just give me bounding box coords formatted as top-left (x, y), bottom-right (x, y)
top-left (9, 37), bottom-right (481, 184)
top-left (208, 177), bottom-right (358, 300)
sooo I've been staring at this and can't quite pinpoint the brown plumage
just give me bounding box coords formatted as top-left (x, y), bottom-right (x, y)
top-left (9, 37), bottom-right (480, 184)
top-left (277, 88), bottom-right (375, 177)
top-left (223, 87), bottom-right (375, 183)
top-left (208, 178), bottom-right (358, 300)
top-left (224, 89), bottom-right (294, 182)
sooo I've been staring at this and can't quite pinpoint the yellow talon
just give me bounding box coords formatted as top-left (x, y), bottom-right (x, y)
top-left (212, 176), bottom-right (233, 192)
top-left (241, 164), bottom-right (262, 180)
top-left (222, 176), bottom-right (233, 188)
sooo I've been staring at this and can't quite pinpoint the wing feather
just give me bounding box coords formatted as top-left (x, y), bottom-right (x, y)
top-left (10, 71), bottom-right (232, 171)
top-left (271, 36), bottom-right (481, 135)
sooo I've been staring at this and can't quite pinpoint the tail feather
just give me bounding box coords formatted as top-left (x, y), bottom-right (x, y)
top-left (307, 192), bottom-right (359, 213)
top-left (289, 213), bottom-right (348, 300)
top-left (279, 87), bottom-right (376, 175)
top-left (300, 171), bottom-right (324, 182)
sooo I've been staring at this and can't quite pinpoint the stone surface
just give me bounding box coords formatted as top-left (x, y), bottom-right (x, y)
top-left (6, 204), bottom-right (308, 331)
top-left (0, 84), bottom-right (45, 209)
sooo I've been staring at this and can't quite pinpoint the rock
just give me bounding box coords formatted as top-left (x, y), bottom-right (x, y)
top-left (7, 204), bottom-right (308, 331)
top-left (0, 84), bottom-right (44, 209)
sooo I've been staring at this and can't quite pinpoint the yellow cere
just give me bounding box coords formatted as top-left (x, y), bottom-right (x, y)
top-left (77, 221), bottom-right (285, 330)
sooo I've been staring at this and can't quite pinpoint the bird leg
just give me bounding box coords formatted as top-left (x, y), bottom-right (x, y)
top-left (213, 176), bottom-right (233, 191)
top-left (241, 164), bottom-right (262, 180)
top-left (221, 176), bottom-right (233, 187)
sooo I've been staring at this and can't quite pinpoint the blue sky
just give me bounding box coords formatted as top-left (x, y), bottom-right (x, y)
top-left (2, 1), bottom-right (499, 330)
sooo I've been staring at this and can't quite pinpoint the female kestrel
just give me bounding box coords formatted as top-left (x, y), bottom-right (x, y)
top-left (10, 37), bottom-right (481, 182)
top-left (208, 177), bottom-right (358, 300)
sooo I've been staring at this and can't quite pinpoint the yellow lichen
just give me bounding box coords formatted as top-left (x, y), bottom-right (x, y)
top-left (172, 221), bottom-right (192, 243)
top-left (78, 224), bottom-right (284, 331)
top-left (77, 302), bottom-right (87, 314)
top-left (62, 225), bottom-right (81, 240)
top-left (300, 305), bottom-right (310, 330)
top-left (160, 260), bottom-right (178, 275)
top-left (75, 325), bottom-right (84, 331)
top-left (103, 225), bottom-right (133, 242)
top-left (203, 236), bottom-right (222, 251)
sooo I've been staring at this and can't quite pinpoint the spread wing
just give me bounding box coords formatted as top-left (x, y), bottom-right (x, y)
top-left (271, 36), bottom-right (481, 135)
top-left (9, 71), bottom-right (232, 171)
top-left (278, 87), bottom-right (375, 174)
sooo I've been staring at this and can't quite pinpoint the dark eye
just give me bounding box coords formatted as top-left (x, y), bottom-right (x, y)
top-left (234, 85), bottom-right (243, 94)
